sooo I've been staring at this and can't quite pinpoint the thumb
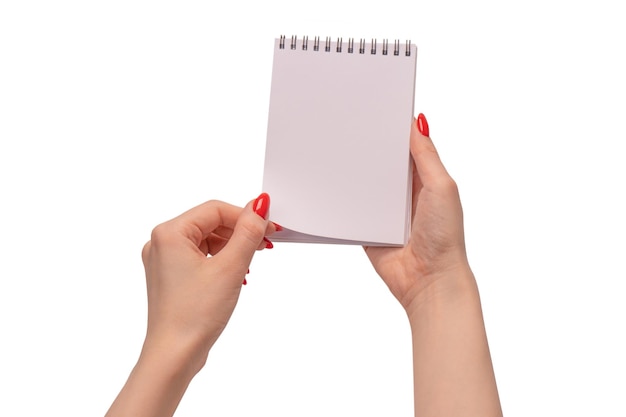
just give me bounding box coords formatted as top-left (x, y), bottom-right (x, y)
top-left (410, 113), bottom-right (451, 187)
top-left (214, 193), bottom-right (270, 273)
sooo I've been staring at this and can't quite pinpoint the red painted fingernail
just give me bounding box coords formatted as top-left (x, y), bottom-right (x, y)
top-left (253, 192), bottom-right (270, 220)
top-left (242, 277), bottom-right (247, 285)
top-left (263, 237), bottom-right (274, 249)
top-left (272, 222), bottom-right (283, 231)
top-left (247, 268), bottom-right (250, 274)
top-left (417, 113), bottom-right (429, 137)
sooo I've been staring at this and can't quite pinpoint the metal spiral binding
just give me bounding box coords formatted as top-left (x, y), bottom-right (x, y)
top-left (278, 35), bottom-right (412, 56)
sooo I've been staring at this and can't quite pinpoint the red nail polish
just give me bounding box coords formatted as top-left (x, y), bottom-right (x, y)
top-left (417, 113), bottom-right (429, 137)
top-left (263, 237), bottom-right (274, 249)
top-left (272, 222), bottom-right (283, 231)
top-left (253, 192), bottom-right (270, 220)
top-left (242, 277), bottom-right (247, 285)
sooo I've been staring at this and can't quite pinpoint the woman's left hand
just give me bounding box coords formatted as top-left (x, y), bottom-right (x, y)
top-left (106, 193), bottom-right (275, 417)
top-left (141, 194), bottom-right (275, 370)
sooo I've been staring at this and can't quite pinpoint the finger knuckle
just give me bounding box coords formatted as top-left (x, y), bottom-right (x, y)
top-left (149, 222), bottom-right (177, 247)
top-left (204, 199), bottom-right (229, 211)
top-left (141, 240), bottom-right (151, 263)
top-left (238, 217), bottom-right (266, 244)
top-left (440, 177), bottom-right (460, 197)
top-left (443, 176), bottom-right (459, 192)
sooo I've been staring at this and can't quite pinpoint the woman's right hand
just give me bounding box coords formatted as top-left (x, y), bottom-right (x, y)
top-left (367, 114), bottom-right (502, 416)
top-left (364, 114), bottom-right (471, 315)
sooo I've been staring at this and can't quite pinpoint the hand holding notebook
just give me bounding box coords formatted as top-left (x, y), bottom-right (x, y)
top-left (262, 36), bottom-right (417, 246)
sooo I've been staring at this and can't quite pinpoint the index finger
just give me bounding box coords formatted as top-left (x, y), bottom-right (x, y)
top-left (167, 200), bottom-right (243, 247)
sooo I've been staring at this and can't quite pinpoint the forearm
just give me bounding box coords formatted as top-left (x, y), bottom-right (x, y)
top-left (407, 269), bottom-right (502, 417)
top-left (105, 344), bottom-right (198, 417)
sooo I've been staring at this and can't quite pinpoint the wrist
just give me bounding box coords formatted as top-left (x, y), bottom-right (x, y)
top-left (139, 334), bottom-right (209, 382)
top-left (105, 337), bottom-right (203, 417)
top-left (402, 264), bottom-right (479, 322)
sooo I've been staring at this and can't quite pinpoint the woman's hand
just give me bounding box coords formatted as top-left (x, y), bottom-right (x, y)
top-left (364, 115), bottom-right (469, 314)
top-left (140, 194), bottom-right (275, 370)
top-left (366, 114), bottom-right (502, 416)
top-left (106, 193), bottom-right (275, 417)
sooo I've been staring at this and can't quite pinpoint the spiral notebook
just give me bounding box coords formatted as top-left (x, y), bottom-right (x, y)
top-left (262, 36), bottom-right (417, 246)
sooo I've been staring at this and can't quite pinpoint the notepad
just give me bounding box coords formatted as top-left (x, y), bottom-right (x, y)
top-left (262, 36), bottom-right (417, 246)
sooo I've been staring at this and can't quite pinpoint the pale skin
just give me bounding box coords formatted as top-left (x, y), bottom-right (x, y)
top-left (106, 117), bottom-right (502, 417)
top-left (365, 120), bottom-right (502, 416)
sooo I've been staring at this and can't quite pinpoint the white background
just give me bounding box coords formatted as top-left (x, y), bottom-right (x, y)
top-left (1, 1), bottom-right (625, 416)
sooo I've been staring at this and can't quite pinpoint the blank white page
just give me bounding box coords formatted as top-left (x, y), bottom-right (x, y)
top-left (262, 37), bottom-right (417, 246)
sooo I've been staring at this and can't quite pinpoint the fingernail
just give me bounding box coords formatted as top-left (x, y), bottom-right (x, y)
top-left (263, 237), bottom-right (274, 249)
top-left (417, 113), bottom-right (429, 137)
top-left (253, 192), bottom-right (270, 220)
top-left (272, 222), bottom-right (283, 231)
top-left (242, 269), bottom-right (250, 285)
